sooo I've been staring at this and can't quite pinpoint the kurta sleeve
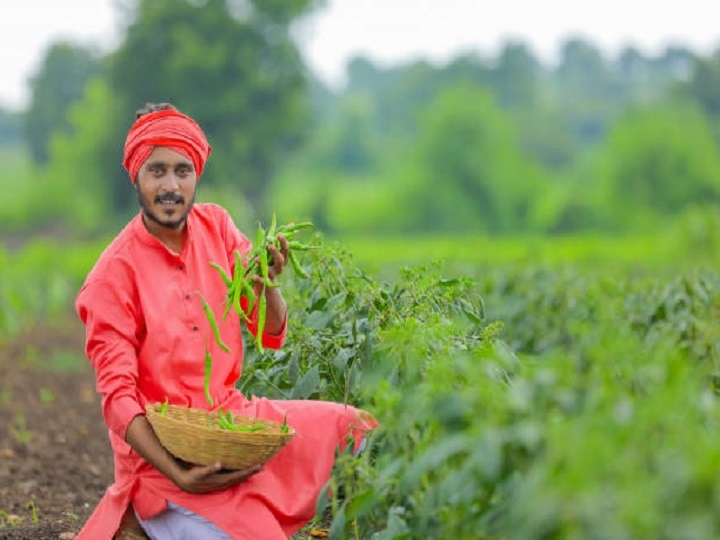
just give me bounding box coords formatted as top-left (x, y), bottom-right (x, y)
top-left (76, 274), bottom-right (144, 440)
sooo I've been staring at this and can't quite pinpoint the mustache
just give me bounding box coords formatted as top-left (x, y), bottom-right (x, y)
top-left (155, 193), bottom-right (184, 204)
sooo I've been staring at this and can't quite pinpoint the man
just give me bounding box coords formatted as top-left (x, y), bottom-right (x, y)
top-left (75, 103), bottom-right (377, 539)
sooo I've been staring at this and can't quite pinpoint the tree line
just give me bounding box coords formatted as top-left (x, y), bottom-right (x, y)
top-left (2, 0), bottom-right (720, 236)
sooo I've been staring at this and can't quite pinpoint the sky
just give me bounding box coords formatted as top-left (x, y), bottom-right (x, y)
top-left (1, 0), bottom-right (719, 110)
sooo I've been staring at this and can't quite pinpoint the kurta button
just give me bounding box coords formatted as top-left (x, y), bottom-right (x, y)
top-left (192, 326), bottom-right (199, 331)
top-left (178, 265), bottom-right (184, 271)
top-left (185, 294), bottom-right (190, 300)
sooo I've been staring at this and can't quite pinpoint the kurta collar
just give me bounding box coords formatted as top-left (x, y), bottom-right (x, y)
top-left (131, 209), bottom-right (194, 260)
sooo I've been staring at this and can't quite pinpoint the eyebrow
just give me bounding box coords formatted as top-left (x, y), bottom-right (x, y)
top-left (144, 160), bottom-right (194, 169)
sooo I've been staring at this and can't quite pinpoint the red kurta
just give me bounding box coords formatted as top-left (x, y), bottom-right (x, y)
top-left (75, 203), bottom-right (377, 539)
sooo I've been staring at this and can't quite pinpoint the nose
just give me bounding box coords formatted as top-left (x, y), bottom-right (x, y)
top-left (160, 172), bottom-right (180, 191)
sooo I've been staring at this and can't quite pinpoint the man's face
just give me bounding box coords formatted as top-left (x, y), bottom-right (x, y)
top-left (136, 147), bottom-right (197, 230)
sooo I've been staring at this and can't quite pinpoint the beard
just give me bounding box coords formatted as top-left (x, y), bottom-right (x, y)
top-left (137, 187), bottom-right (196, 230)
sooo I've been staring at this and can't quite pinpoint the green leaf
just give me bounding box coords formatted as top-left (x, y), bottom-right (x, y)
top-left (293, 365), bottom-right (320, 398)
top-left (305, 310), bottom-right (335, 330)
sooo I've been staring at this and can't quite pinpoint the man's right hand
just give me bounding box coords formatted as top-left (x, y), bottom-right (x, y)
top-left (174, 462), bottom-right (263, 494)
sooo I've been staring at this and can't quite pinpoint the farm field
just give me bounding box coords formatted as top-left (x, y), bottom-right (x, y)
top-left (2, 233), bottom-right (720, 538)
top-left (0, 319), bottom-right (111, 538)
top-left (3, 4), bottom-right (720, 535)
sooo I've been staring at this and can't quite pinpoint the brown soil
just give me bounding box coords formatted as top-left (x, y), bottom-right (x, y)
top-left (0, 318), bottom-right (113, 539)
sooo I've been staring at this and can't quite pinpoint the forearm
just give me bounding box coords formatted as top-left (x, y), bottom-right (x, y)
top-left (125, 413), bottom-right (263, 494)
top-left (125, 414), bottom-right (185, 485)
top-left (262, 285), bottom-right (287, 335)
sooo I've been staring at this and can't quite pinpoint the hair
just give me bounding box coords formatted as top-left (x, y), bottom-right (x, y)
top-left (135, 102), bottom-right (176, 119)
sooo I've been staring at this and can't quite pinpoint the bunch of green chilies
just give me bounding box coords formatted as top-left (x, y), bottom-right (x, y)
top-left (197, 215), bottom-right (315, 421)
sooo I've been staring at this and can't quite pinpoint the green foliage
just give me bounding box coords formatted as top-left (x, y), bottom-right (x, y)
top-left (679, 50), bottom-right (720, 119)
top-left (595, 101), bottom-right (720, 229)
top-left (408, 83), bottom-right (547, 233)
top-left (0, 145), bottom-right (35, 230)
top-left (39, 78), bottom-right (119, 231)
top-left (0, 238), bottom-right (102, 338)
top-left (490, 41), bottom-right (540, 109)
top-left (668, 204), bottom-right (720, 262)
top-left (108, 0), bottom-right (321, 212)
top-left (5, 26), bottom-right (711, 238)
top-left (7, 231), bottom-right (720, 536)
top-left (332, 262), bottom-right (720, 537)
top-left (301, 95), bottom-right (380, 174)
top-left (24, 42), bottom-right (101, 164)
top-left (239, 239), bottom-right (485, 404)
top-left (243, 238), bottom-right (720, 537)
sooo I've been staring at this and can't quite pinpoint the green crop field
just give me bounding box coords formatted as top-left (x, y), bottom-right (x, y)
top-left (5, 231), bottom-right (720, 537)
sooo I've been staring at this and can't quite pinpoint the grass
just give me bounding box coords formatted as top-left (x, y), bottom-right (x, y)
top-left (334, 231), bottom-right (685, 276)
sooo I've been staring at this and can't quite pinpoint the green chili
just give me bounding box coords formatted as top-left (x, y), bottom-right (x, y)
top-left (233, 249), bottom-right (244, 283)
top-left (259, 246), bottom-right (277, 288)
top-left (216, 408), bottom-right (235, 430)
top-left (288, 250), bottom-right (309, 278)
top-left (222, 250), bottom-right (243, 320)
top-left (242, 278), bottom-right (255, 317)
top-left (159, 397), bottom-right (169, 415)
top-left (209, 261), bottom-right (232, 287)
top-left (256, 223), bottom-right (266, 252)
top-left (256, 287), bottom-right (267, 353)
top-left (277, 221), bottom-right (313, 234)
top-left (215, 412), bottom-right (267, 432)
top-left (222, 290), bottom-right (233, 321)
top-left (204, 216), bottom-right (319, 355)
top-left (267, 212), bottom-right (277, 242)
top-left (232, 275), bottom-right (246, 320)
top-left (223, 410), bottom-right (236, 427)
top-left (281, 411), bottom-right (290, 434)
top-left (236, 423), bottom-right (267, 432)
top-left (197, 291), bottom-right (230, 353)
top-left (203, 342), bottom-right (214, 406)
top-left (287, 241), bottom-right (314, 251)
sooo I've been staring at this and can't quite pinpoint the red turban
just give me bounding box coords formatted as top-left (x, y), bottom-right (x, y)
top-left (123, 108), bottom-right (212, 183)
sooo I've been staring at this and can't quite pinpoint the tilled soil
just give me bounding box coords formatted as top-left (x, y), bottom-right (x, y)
top-left (0, 318), bottom-right (113, 539)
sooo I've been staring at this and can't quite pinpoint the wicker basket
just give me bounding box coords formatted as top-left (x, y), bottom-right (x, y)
top-left (145, 403), bottom-right (295, 470)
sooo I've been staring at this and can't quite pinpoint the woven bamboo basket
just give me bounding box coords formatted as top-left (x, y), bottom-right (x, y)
top-left (145, 403), bottom-right (295, 470)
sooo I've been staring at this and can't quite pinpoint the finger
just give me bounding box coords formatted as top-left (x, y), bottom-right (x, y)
top-left (251, 276), bottom-right (266, 298)
top-left (277, 233), bottom-right (289, 256)
top-left (194, 461), bottom-right (222, 479)
top-left (218, 464), bottom-right (263, 485)
top-left (267, 245), bottom-right (285, 275)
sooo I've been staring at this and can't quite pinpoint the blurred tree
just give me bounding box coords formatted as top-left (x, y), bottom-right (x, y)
top-left (24, 42), bottom-right (101, 164)
top-left (406, 83), bottom-right (546, 233)
top-left (490, 40), bottom-right (539, 109)
top-left (6, 79), bottom-right (120, 234)
top-left (343, 53), bottom-right (491, 139)
top-left (309, 95), bottom-right (377, 173)
top-left (677, 49), bottom-right (720, 120)
top-left (106, 0), bottom-right (322, 213)
top-left (556, 37), bottom-right (609, 100)
top-left (553, 37), bottom-right (618, 145)
top-left (597, 102), bottom-right (720, 228)
top-left (361, 58), bottom-right (440, 137)
top-left (657, 45), bottom-right (696, 81)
